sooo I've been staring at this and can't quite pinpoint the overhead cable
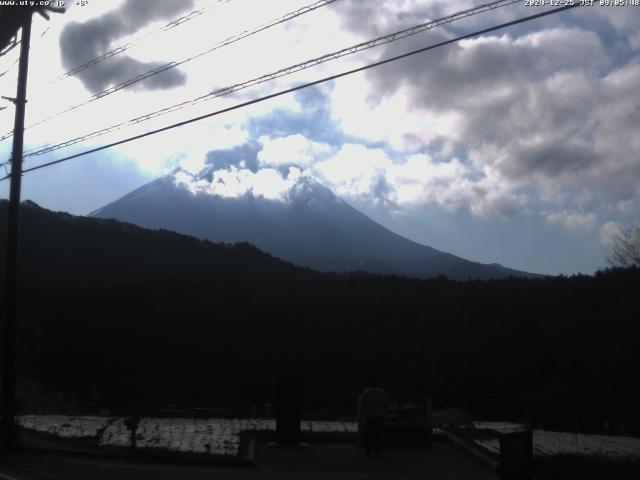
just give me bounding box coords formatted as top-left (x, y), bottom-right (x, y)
top-left (0, 0), bottom-right (339, 142)
top-left (19, 0), bottom-right (522, 157)
top-left (0, 3), bottom-right (581, 182)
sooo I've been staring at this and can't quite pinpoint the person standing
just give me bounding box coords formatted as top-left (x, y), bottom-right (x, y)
top-left (357, 377), bottom-right (390, 458)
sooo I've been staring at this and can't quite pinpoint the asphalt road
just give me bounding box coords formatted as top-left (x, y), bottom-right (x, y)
top-left (0, 441), bottom-right (498, 480)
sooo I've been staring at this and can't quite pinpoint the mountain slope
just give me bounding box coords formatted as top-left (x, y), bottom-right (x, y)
top-left (91, 174), bottom-right (535, 280)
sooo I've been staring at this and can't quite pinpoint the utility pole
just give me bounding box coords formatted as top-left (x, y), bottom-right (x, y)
top-left (1, 12), bottom-right (32, 448)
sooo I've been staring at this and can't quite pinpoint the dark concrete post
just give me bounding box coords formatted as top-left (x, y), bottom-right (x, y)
top-left (425, 396), bottom-right (433, 445)
top-left (124, 415), bottom-right (140, 452)
top-left (499, 428), bottom-right (533, 479)
top-left (275, 372), bottom-right (302, 445)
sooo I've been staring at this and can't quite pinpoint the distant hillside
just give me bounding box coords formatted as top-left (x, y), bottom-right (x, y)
top-left (0, 199), bottom-right (313, 291)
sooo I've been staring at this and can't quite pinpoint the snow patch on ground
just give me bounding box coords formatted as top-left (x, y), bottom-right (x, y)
top-left (300, 420), bottom-right (357, 433)
top-left (19, 415), bottom-right (357, 457)
top-left (474, 421), bottom-right (528, 433)
top-left (99, 418), bottom-right (274, 456)
top-left (472, 422), bottom-right (640, 459)
top-left (18, 415), bottom-right (112, 438)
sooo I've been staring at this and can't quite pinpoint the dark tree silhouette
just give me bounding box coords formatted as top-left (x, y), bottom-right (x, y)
top-left (605, 221), bottom-right (640, 267)
top-left (2, 200), bottom-right (639, 434)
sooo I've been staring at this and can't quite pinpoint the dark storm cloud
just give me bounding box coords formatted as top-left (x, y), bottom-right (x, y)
top-left (327, 1), bottom-right (640, 220)
top-left (369, 26), bottom-right (605, 111)
top-left (60, 0), bottom-right (194, 93)
top-left (330, 0), bottom-right (443, 37)
top-left (329, 0), bottom-right (386, 36)
top-left (336, 2), bottom-right (616, 180)
top-left (503, 142), bottom-right (599, 180)
top-left (63, 55), bottom-right (187, 94)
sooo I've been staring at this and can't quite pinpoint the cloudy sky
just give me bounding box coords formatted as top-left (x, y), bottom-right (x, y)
top-left (0, 0), bottom-right (638, 275)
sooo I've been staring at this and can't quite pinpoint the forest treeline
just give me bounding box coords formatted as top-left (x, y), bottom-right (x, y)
top-left (1, 200), bottom-right (639, 434)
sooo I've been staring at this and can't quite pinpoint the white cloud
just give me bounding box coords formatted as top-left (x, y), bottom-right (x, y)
top-left (175, 165), bottom-right (303, 201)
top-left (311, 143), bottom-right (525, 216)
top-left (544, 210), bottom-right (598, 231)
top-left (329, 76), bottom-right (463, 151)
top-left (313, 143), bottom-right (392, 198)
top-left (257, 134), bottom-right (333, 167)
top-left (111, 122), bottom-right (247, 175)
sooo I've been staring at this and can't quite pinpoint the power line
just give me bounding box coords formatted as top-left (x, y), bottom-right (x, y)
top-left (19, 0), bottom-right (522, 158)
top-left (0, 3), bottom-right (218, 103)
top-left (0, 0), bottom-right (339, 143)
top-left (0, 22), bottom-right (50, 80)
top-left (0, 57), bottom-right (20, 80)
top-left (0, 3), bottom-right (582, 182)
top-left (0, 39), bottom-right (19, 58)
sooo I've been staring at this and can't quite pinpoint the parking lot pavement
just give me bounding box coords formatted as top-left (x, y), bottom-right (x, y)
top-left (0, 440), bottom-right (497, 480)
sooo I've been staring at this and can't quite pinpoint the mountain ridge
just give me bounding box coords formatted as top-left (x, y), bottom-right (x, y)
top-left (0, 199), bottom-right (315, 291)
top-left (91, 173), bottom-right (538, 280)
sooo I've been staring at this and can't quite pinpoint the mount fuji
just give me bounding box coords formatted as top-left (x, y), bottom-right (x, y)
top-left (91, 170), bottom-right (534, 280)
